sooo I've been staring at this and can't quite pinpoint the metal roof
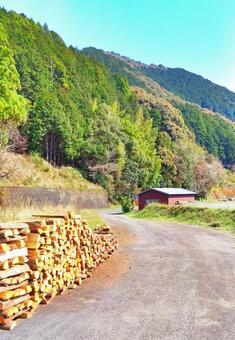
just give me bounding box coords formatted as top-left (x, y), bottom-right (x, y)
top-left (139, 188), bottom-right (196, 196)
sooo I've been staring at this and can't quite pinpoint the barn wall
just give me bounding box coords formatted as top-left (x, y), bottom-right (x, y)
top-left (138, 190), bottom-right (168, 210)
top-left (138, 191), bottom-right (196, 209)
top-left (168, 195), bottom-right (195, 205)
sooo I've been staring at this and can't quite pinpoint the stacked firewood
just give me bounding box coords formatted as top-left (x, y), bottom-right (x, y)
top-left (0, 223), bottom-right (36, 330)
top-left (0, 212), bottom-right (118, 330)
top-left (26, 212), bottom-right (118, 304)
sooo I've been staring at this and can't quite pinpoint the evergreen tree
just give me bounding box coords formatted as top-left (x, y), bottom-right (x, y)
top-left (0, 24), bottom-right (28, 125)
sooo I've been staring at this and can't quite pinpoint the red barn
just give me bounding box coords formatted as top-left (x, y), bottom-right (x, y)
top-left (138, 188), bottom-right (196, 210)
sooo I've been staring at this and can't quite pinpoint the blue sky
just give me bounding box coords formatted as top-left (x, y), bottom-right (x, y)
top-left (1, 0), bottom-right (235, 91)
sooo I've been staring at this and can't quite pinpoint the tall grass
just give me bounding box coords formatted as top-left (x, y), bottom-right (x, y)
top-left (134, 204), bottom-right (235, 233)
top-left (0, 198), bottom-right (104, 231)
top-left (0, 200), bottom-right (79, 222)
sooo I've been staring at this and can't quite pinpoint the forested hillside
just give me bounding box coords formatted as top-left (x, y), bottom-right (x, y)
top-left (0, 8), bottom-right (160, 200)
top-left (140, 65), bottom-right (235, 121)
top-left (84, 48), bottom-right (235, 121)
top-left (0, 8), bottom-right (232, 199)
top-left (83, 48), bottom-right (235, 168)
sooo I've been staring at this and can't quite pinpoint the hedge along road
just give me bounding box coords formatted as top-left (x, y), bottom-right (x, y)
top-left (1, 210), bottom-right (235, 340)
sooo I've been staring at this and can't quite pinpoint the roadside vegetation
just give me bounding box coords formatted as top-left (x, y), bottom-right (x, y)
top-left (79, 209), bottom-right (105, 228)
top-left (133, 204), bottom-right (235, 233)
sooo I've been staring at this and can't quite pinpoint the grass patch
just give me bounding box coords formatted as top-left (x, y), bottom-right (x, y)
top-left (133, 204), bottom-right (235, 233)
top-left (79, 209), bottom-right (105, 229)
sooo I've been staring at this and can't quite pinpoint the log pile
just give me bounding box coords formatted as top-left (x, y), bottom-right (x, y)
top-left (0, 223), bottom-right (35, 330)
top-left (0, 212), bottom-right (118, 330)
top-left (26, 213), bottom-right (118, 304)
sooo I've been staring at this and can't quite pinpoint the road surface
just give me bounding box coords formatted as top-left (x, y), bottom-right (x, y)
top-left (1, 211), bottom-right (235, 340)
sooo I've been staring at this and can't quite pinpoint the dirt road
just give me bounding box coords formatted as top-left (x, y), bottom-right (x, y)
top-left (1, 211), bottom-right (235, 340)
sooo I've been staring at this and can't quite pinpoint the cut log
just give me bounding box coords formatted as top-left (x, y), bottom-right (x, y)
top-left (0, 248), bottom-right (27, 262)
top-left (0, 236), bottom-right (26, 242)
top-left (0, 244), bottom-right (10, 253)
top-left (0, 307), bottom-right (30, 325)
top-left (0, 223), bottom-right (29, 230)
top-left (0, 280), bottom-right (28, 293)
top-left (25, 241), bottom-right (41, 249)
top-left (0, 272), bottom-right (29, 286)
top-left (0, 230), bottom-right (14, 238)
top-left (0, 294), bottom-right (30, 311)
top-left (7, 240), bottom-right (26, 248)
top-left (32, 213), bottom-right (69, 219)
top-left (0, 264), bottom-right (30, 280)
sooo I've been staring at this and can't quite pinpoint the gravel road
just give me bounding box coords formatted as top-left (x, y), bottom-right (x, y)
top-left (1, 211), bottom-right (235, 340)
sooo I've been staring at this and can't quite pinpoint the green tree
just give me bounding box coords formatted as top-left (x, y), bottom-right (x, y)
top-left (0, 24), bottom-right (28, 125)
top-left (120, 108), bottom-right (161, 195)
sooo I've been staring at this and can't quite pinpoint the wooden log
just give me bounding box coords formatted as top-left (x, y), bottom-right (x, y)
top-left (0, 244), bottom-right (10, 253)
top-left (0, 264), bottom-right (30, 280)
top-left (0, 280), bottom-right (28, 293)
top-left (0, 230), bottom-right (14, 238)
top-left (32, 213), bottom-right (68, 219)
top-left (0, 235), bottom-right (26, 242)
top-left (7, 240), bottom-right (26, 248)
top-left (27, 233), bottom-right (41, 242)
top-left (0, 223), bottom-right (29, 230)
top-left (0, 294), bottom-right (30, 311)
top-left (0, 248), bottom-right (28, 262)
top-left (0, 272), bottom-right (29, 286)
top-left (0, 261), bottom-right (9, 271)
top-left (25, 241), bottom-right (41, 249)
top-left (0, 307), bottom-right (30, 325)
top-left (1, 285), bottom-right (32, 300)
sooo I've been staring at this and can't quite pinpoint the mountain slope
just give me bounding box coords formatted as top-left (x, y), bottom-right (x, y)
top-left (139, 63), bottom-right (235, 121)
top-left (0, 8), bottom-right (161, 199)
top-left (84, 48), bottom-right (235, 121)
top-left (83, 47), bottom-right (235, 168)
top-left (0, 8), bottom-right (230, 198)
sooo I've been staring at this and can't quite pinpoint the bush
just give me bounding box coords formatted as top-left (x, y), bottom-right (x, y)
top-left (120, 196), bottom-right (133, 213)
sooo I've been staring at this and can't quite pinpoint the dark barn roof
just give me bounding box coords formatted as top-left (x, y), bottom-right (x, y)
top-left (138, 188), bottom-right (196, 196)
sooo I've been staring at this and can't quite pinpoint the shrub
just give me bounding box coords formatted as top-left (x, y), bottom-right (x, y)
top-left (120, 196), bottom-right (133, 213)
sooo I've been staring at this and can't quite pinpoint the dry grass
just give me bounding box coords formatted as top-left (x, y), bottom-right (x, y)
top-left (0, 152), bottom-right (103, 192)
top-left (0, 200), bottom-right (79, 223)
top-left (0, 200), bottom-right (105, 230)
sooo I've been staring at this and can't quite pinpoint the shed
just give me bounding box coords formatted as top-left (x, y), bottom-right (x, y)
top-left (138, 188), bottom-right (196, 210)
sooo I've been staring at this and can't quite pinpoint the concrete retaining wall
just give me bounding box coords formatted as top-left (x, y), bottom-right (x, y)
top-left (0, 186), bottom-right (109, 210)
